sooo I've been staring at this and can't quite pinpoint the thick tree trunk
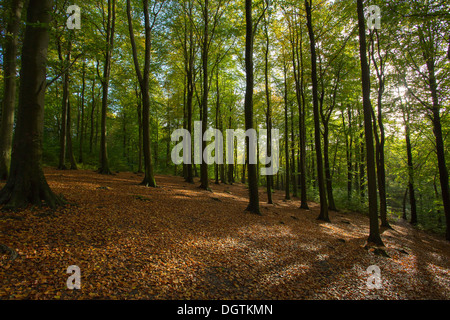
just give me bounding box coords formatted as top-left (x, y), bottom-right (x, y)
top-left (0, 0), bottom-right (64, 209)
top-left (244, 0), bottom-right (260, 214)
top-left (305, 0), bottom-right (328, 221)
top-left (357, 0), bottom-right (383, 246)
top-left (0, 0), bottom-right (23, 180)
top-left (428, 67), bottom-right (450, 241)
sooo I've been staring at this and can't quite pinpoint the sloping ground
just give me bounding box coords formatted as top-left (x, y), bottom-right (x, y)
top-left (0, 168), bottom-right (449, 300)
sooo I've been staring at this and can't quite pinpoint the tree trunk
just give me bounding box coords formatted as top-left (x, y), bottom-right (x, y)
top-left (0, 0), bottom-right (64, 209)
top-left (78, 60), bottom-right (86, 164)
top-left (89, 78), bottom-right (96, 154)
top-left (126, 0), bottom-right (156, 186)
top-left (357, 0), bottom-right (383, 246)
top-left (405, 115), bottom-right (417, 225)
top-left (135, 86), bottom-right (143, 173)
top-left (283, 58), bottom-right (290, 201)
top-left (323, 125), bottom-right (336, 211)
top-left (215, 67), bottom-right (220, 185)
top-left (292, 22), bottom-right (309, 209)
top-left (58, 40), bottom-right (71, 170)
top-left (264, 16), bottom-right (273, 204)
top-left (243, 0), bottom-right (260, 214)
top-left (99, 0), bottom-right (115, 175)
top-left (67, 100), bottom-right (78, 170)
top-left (428, 65), bottom-right (450, 241)
top-left (199, 0), bottom-right (210, 190)
top-left (0, 0), bottom-right (23, 180)
top-left (185, 2), bottom-right (194, 183)
top-left (305, 0), bottom-right (328, 221)
top-left (369, 30), bottom-right (389, 228)
top-left (290, 104), bottom-right (298, 198)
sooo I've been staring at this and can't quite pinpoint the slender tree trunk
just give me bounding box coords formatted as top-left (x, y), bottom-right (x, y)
top-left (292, 23), bottom-right (309, 209)
top-left (185, 2), bottom-right (194, 183)
top-left (89, 78), bottom-right (96, 154)
top-left (243, 0), bottom-right (260, 214)
top-left (78, 60), bottom-right (86, 164)
top-left (98, 0), bottom-right (116, 175)
top-left (323, 125), bottom-right (336, 211)
top-left (305, 0), bottom-right (328, 221)
top-left (199, 0), bottom-right (210, 190)
top-left (126, 0), bottom-right (156, 186)
top-left (290, 103), bottom-right (298, 198)
top-left (405, 113), bottom-right (417, 225)
top-left (228, 104), bottom-right (234, 184)
top-left (370, 30), bottom-right (389, 228)
top-left (357, 0), bottom-right (383, 246)
top-left (133, 86), bottom-right (142, 172)
top-left (67, 100), bottom-right (77, 170)
top-left (0, 0), bottom-right (23, 180)
top-left (264, 17), bottom-right (273, 204)
top-left (58, 40), bottom-right (71, 170)
top-left (283, 58), bottom-right (290, 201)
top-left (215, 67), bottom-right (220, 185)
top-left (0, 0), bottom-right (64, 209)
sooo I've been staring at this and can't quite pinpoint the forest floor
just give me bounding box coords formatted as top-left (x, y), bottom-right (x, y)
top-left (0, 168), bottom-right (449, 300)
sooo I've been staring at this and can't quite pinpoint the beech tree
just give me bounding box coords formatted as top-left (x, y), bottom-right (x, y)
top-left (0, 0), bottom-right (64, 209)
top-left (0, 0), bottom-right (24, 180)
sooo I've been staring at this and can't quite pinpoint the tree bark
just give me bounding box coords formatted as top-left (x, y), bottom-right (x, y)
top-left (283, 58), bottom-right (290, 201)
top-left (78, 61), bottom-right (86, 164)
top-left (264, 14), bottom-right (273, 204)
top-left (357, 0), bottom-right (383, 246)
top-left (292, 21), bottom-right (309, 209)
top-left (98, 0), bottom-right (116, 175)
top-left (199, 0), bottom-right (210, 190)
top-left (67, 100), bottom-right (77, 170)
top-left (0, 0), bottom-right (64, 209)
top-left (244, 0), bottom-right (260, 214)
top-left (126, 0), bottom-right (157, 186)
top-left (58, 40), bottom-right (71, 170)
top-left (404, 111), bottom-right (417, 225)
top-left (0, 0), bottom-right (23, 180)
top-left (305, 0), bottom-right (328, 221)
